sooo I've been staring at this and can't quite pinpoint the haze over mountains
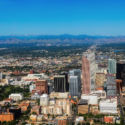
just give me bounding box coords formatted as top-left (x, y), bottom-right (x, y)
top-left (0, 34), bottom-right (125, 45)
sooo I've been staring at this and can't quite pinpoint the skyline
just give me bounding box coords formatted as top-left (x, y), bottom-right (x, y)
top-left (0, 0), bottom-right (125, 36)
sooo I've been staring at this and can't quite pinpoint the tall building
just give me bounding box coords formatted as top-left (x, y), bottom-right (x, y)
top-left (82, 51), bottom-right (95, 94)
top-left (95, 73), bottom-right (105, 88)
top-left (106, 74), bottom-right (116, 98)
top-left (108, 59), bottom-right (116, 74)
top-left (69, 76), bottom-right (78, 96)
top-left (116, 63), bottom-right (125, 86)
top-left (116, 79), bottom-right (123, 94)
top-left (54, 74), bottom-right (68, 92)
top-left (69, 69), bottom-right (81, 94)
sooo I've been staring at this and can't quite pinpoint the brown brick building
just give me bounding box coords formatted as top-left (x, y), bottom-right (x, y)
top-left (55, 116), bottom-right (68, 125)
top-left (35, 80), bottom-right (48, 94)
top-left (0, 111), bottom-right (14, 122)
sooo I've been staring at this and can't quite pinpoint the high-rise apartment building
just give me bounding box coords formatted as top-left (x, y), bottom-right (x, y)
top-left (69, 69), bottom-right (81, 94)
top-left (108, 59), bottom-right (116, 74)
top-left (54, 74), bottom-right (68, 92)
top-left (82, 51), bottom-right (95, 94)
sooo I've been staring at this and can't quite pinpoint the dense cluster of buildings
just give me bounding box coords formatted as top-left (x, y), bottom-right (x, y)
top-left (0, 49), bottom-right (125, 125)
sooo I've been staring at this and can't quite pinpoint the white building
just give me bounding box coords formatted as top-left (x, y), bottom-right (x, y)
top-left (30, 84), bottom-right (36, 92)
top-left (40, 94), bottom-right (49, 106)
top-left (81, 94), bottom-right (98, 105)
top-left (9, 93), bottom-right (23, 101)
top-left (31, 93), bottom-right (40, 100)
top-left (91, 90), bottom-right (106, 99)
top-left (22, 73), bottom-right (48, 81)
top-left (10, 81), bottom-right (32, 86)
top-left (99, 98), bottom-right (118, 114)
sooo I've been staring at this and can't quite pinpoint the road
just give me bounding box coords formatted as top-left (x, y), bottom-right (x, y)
top-left (117, 95), bottom-right (125, 123)
top-left (69, 106), bottom-right (78, 125)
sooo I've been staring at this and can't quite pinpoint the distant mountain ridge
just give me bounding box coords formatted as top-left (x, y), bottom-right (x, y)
top-left (0, 34), bottom-right (125, 44)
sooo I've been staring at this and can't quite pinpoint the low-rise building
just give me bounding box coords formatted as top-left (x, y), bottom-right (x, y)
top-left (31, 93), bottom-right (40, 100)
top-left (104, 116), bottom-right (115, 123)
top-left (56, 99), bottom-right (72, 115)
top-left (41, 106), bottom-right (63, 115)
top-left (9, 93), bottom-right (23, 101)
top-left (50, 92), bottom-right (69, 99)
top-left (78, 99), bottom-right (88, 114)
top-left (91, 90), bottom-right (106, 99)
top-left (0, 111), bottom-right (14, 122)
top-left (99, 98), bottom-right (118, 114)
top-left (20, 100), bottom-right (30, 107)
top-left (31, 106), bottom-right (41, 115)
top-left (81, 94), bottom-right (98, 105)
top-left (20, 106), bottom-right (28, 113)
top-left (3, 98), bottom-right (13, 104)
top-left (55, 116), bottom-right (68, 125)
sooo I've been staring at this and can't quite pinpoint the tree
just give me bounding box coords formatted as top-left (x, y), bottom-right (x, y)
top-left (86, 122), bottom-right (90, 125)
top-left (32, 112), bottom-right (37, 115)
top-left (120, 117), bottom-right (124, 125)
top-left (47, 113), bottom-right (50, 118)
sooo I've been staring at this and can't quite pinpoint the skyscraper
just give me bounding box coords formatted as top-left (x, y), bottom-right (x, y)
top-left (106, 74), bottom-right (116, 98)
top-left (116, 63), bottom-right (125, 86)
top-left (69, 76), bottom-right (78, 96)
top-left (108, 59), bottom-right (116, 74)
top-left (69, 69), bottom-right (81, 93)
top-left (54, 74), bottom-right (68, 92)
top-left (82, 51), bottom-right (95, 94)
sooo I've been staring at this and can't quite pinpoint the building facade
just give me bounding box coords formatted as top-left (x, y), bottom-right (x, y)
top-left (54, 74), bottom-right (68, 92)
top-left (41, 106), bottom-right (63, 115)
top-left (40, 94), bottom-right (49, 106)
top-left (95, 73), bottom-right (105, 88)
top-left (69, 69), bottom-right (81, 93)
top-left (69, 76), bottom-right (79, 96)
top-left (106, 74), bottom-right (116, 98)
top-left (116, 63), bottom-right (125, 86)
top-left (99, 99), bottom-right (118, 114)
top-left (31, 106), bottom-right (41, 115)
top-left (35, 80), bottom-right (48, 94)
top-left (56, 99), bottom-right (72, 115)
top-left (0, 112), bottom-right (14, 122)
top-left (9, 93), bottom-right (23, 101)
top-left (82, 51), bottom-right (95, 94)
top-left (108, 59), bottom-right (116, 74)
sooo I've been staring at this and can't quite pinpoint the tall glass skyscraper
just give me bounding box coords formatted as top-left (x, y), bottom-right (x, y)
top-left (69, 76), bottom-right (78, 96)
top-left (69, 69), bottom-right (81, 96)
top-left (108, 59), bottom-right (116, 74)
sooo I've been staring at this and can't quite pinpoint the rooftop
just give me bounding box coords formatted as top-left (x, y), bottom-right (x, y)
top-left (78, 99), bottom-right (88, 105)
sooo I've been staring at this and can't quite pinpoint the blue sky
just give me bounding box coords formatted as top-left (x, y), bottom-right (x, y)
top-left (0, 0), bottom-right (125, 36)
